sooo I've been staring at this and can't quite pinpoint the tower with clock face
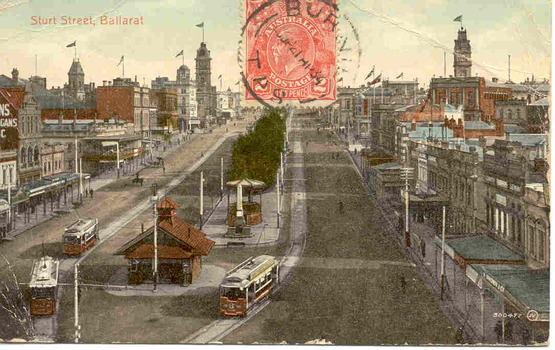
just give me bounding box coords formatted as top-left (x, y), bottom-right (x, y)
top-left (454, 28), bottom-right (472, 78)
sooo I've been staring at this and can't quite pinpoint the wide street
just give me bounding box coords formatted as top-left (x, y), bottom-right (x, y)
top-left (1, 112), bottom-right (458, 344)
top-left (222, 113), bottom-right (458, 345)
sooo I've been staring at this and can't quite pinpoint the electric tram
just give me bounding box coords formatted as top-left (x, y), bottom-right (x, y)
top-left (219, 255), bottom-right (279, 317)
top-left (29, 256), bottom-right (59, 316)
top-left (63, 218), bottom-right (99, 256)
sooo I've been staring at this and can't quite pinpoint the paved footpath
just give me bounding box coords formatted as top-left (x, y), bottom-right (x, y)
top-left (202, 187), bottom-right (281, 247)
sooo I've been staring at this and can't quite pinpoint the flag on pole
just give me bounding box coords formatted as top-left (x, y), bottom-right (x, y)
top-left (175, 50), bottom-right (184, 57)
top-left (453, 15), bottom-right (462, 22)
top-left (218, 75), bottom-right (222, 79)
top-left (368, 74), bottom-right (382, 86)
top-left (396, 72), bottom-right (404, 79)
top-left (66, 41), bottom-right (76, 48)
top-left (235, 81), bottom-right (240, 85)
top-left (337, 77), bottom-right (344, 83)
top-left (365, 66), bottom-right (375, 80)
top-left (117, 55), bottom-right (124, 67)
top-left (196, 22), bottom-right (204, 28)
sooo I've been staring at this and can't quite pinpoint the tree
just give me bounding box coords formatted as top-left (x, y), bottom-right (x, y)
top-left (0, 255), bottom-right (36, 340)
top-left (228, 108), bottom-right (287, 188)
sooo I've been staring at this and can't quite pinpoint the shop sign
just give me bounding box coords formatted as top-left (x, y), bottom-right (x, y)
top-left (496, 193), bottom-right (507, 206)
top-left (484, 273), bottom-right (505, 293)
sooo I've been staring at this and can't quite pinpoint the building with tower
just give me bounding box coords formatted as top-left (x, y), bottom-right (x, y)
top-left (151, 64), bottom-right (197, 132)
top-left (49, 59), bottom-right (96, 108)
top-left (454, 28), bottom-right (472, 78)
top-left (195, 42), bottom-right (217, 126)
top-left (429, 26), bottom-right (511, 122)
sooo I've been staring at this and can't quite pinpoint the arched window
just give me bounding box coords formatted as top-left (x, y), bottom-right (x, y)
top-left (34, 146), bottom-right (39, 162)
top-left (21, 148), bottom-right (26, 164)
top-left (27, 146), bottom-right (33, 164)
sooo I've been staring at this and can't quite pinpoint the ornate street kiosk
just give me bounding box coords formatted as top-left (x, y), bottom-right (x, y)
top-left (226, 178), bottom-right (267, 238)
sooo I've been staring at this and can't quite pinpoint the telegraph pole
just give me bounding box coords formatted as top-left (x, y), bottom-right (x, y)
top-left (79, 158), bottom-right (83, 204)
top-left (440, 205), bottom-right (446, 300)
top-left (7, 175), bottom-right (11, 232)
top-left (401, 147), bottom-right (413, 247)
top-left (200, 172), bottom-right (205, 230)
top-left (152, 184), bottom-right (158, 292)
top-left (276, 171), bottom-right (280, 228)
top-left (220, 158), bottom-right (224, 199)
top-left (74, 262), bottom-right (80, 343)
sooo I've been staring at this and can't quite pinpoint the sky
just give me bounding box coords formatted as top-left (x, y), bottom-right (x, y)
top-left (0, 0), bottom-right (551, 91)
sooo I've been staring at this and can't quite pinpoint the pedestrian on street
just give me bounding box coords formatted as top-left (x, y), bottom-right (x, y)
top-left (421, 240), bottom-right (426, 258)
top-left (494, 320), bottom-right (503, 343)
top-left (338, 201), bottom-right (344, 214)
top-left (85, 189), bottom-right (88, 198)
top-left (163, 167), bottom-right (166, 175)
top-left (89, 188), bottom-right (94, 198)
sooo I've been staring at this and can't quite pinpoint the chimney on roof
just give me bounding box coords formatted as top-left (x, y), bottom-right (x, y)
top-left (11, 68), bottom-right (19, 85)
top-left (156, 198), bottom-right (178, 226)
top-left (103, 80), bottom-right (107, 86)
top-left (492, 77), bottom-right (499, 83)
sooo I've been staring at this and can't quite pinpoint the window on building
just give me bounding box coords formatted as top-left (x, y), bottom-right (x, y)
top-left (21, 148), bottom-right (26, 164)
top-left (27, 146), bottom-right (33, 164)
top-left (538, 228), bottom-right (544, 261)
top-left (2, 168), bottom-right (5, 186)
top-left (34, 146), bottom-right (39, 162)
top-left (468, 92), bottom-right (474, 107)
top-left (457, 93), bottom-right (462, 106)
top-left (528, 225), bottom-right (535, 257)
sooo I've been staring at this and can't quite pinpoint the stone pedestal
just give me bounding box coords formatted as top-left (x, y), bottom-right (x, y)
top-left (226, 215), bottom-right (252, 237)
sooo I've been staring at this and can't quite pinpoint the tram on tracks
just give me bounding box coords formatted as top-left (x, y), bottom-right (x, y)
top-left (63, 218), bottom-right (99, 256)
top-left (219, 255), bottom-right (279, 317)
top-left (29, 256), bottom-right (59, 316)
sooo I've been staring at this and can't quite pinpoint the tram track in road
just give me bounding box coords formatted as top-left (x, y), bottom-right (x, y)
top-left (35, 131), bottom-right (241, 343)
top-left (185, 112), bottom-right (308, 344)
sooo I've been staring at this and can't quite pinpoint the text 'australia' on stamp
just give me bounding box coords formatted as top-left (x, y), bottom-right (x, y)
top-left (242, 0), bottom-right (337, 107)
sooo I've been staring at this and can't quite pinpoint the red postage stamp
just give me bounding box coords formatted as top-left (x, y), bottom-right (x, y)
top-left (243, 0), bottom-right (337, 105)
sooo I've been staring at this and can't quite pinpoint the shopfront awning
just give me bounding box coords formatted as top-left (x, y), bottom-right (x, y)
top-left (434, 235), bottom-right (525, 268)
top-left (467, 264), bottom-right (549, 322)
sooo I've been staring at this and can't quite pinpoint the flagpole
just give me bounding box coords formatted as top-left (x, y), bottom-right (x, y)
top-left (123, 57), bottom-right (125, 78)
top-left (203, 26), bottom-right (205, 43)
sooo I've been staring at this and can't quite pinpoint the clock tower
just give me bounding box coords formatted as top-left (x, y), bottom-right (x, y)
top-left (454, 28), bottom-right (472, 78)
top-left (195, 42), bottom-right (213, 118)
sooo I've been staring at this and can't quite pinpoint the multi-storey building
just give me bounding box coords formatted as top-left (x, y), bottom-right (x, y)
top-left (151, 65), bottom-right (197, 132)
top-left (482, 137), bottom-right (549, 268)
top-left (49, 59), bottom-right (96, 108)
top-left (96, 78), bottom-right (150, 138)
